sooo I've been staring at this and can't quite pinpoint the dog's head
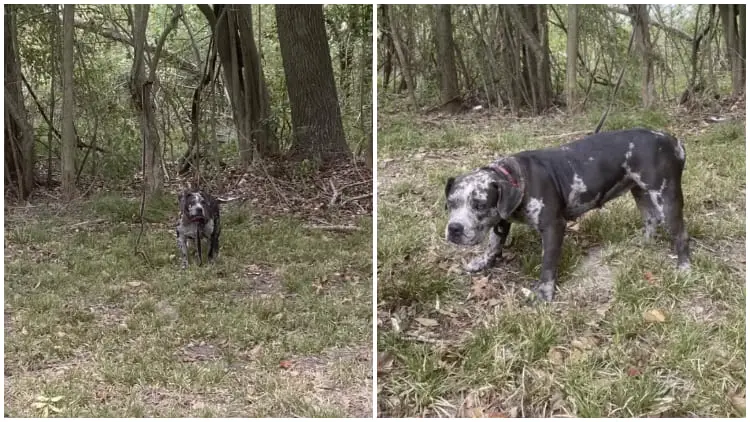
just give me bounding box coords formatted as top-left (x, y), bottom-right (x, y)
top-left (444, 169), bottom-right (523, 246)
top-left (179, 190), bottom-right (210, 223)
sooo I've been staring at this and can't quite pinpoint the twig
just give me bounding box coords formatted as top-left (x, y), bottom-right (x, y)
top-left (342, 193), bottom-right (373, 204)
top-left (403, 332), bottom-right (447, 346)
top-left (68, 219), bottom-right (107, 228)
top-left (339, 180), bottom-right (372, 191)
top-left (303, 224), bottom-right (361, 232)
top-left (329, 179), bottom-right (340, 207)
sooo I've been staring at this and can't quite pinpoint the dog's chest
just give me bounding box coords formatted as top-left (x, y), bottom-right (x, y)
top-left (179, 218), bottom-right (215, 239)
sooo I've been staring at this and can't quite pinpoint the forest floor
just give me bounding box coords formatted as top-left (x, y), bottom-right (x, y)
top-left (4, 161), bottom-right (373, 417)
top-left (376, 98), bottom-right (745, 417)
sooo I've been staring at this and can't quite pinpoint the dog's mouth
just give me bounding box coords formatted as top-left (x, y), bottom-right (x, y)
top-left (189, 215), bottom-right (207, 223)
top-left (445, 228), bottom-right (486, 246)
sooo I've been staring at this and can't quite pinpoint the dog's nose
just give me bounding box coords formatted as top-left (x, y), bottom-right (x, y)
top-left (448, 222), bottom-right (464, 237)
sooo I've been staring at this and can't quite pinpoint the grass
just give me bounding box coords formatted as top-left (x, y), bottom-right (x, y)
top-left (377, 106), bottom-right (746, 417)
top-left (4, 194), bottom-right (372, 417)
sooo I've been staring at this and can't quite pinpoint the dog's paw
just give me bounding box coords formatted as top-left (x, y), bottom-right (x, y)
top-left (465, 256), bottom-right (493, 273)
top-left (677, 261), bottom-right (691, 273)
top-left (531, 280), bottom-right (555, 302)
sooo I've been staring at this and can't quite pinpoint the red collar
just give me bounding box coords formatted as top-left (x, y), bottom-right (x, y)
top-left (489, 163), bottom-right (519, 188)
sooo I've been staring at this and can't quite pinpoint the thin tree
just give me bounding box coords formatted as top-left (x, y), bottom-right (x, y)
top-left (61, 4), bottom-right (77, 200)
top-left (387, 5), bottom-right (418, 109)
top-left (565, 5), bottom-right (579, 112)
top-left (276, 5), bottom-right (351, 163)
top-left (435, 5), bottom-right (459, 106)
top-left (628, 4), bottom-right (655, 107)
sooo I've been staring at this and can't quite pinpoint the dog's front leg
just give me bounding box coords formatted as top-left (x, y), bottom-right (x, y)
top-left (532, 218), bottom-right (565, 302)
top-left (177, 231), bottom-right (189, 269)
top-left (208, 232), bottom-right (219, 263)
top-left (466, 220), bottom-right (511, 272)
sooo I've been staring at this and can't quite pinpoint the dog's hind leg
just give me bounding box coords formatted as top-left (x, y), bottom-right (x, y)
top-left (663, 180), bottom-right (691, 271)
top-left (177, 231), bottom-right (189, 269)
top-left (631, 187), bottom-right (661, 241)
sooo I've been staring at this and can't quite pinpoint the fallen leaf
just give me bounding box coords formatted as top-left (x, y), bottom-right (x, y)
top-left (644, 271), bottom-right (656, 285)
top-left (643, 309), bottom-right (667, 323)
top-left (415, 317), bottom-right (439, 327)
top-left (567, 222), bottom-right (580, 232)
top-left (547, 347), bottom-right (565, 365)
top-left (486, 411), bottom-right (509, 418)
top-left (627, 367), bottom-right (642, 377)
top-left (377, 351), bottom-right (395, 375)
top-left (279, 360), bottom-right (293, 369)
top-left (49, 396), bottom-right (64, 403)
top-left (729, 392), bottom-right (746, 413)
top-left (465, 407), bottom-right (484, 418)
top-left (126, 281), bottom-right (142, 287)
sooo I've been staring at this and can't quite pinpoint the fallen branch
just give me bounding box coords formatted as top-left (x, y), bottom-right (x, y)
top-left (328, 180), bottom-right (341, 207)
top-left (343, 193), bottom-right (373, 204)
top-left (68, 218), bottom-right (107, 228)
top-left (303, 224), bottom-right (361, 232)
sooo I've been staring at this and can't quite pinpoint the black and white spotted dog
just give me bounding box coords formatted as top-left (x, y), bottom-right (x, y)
top-left (444, 128), bottom-right (691, 302)
top-left (176, 189), bottom-right (222, 269)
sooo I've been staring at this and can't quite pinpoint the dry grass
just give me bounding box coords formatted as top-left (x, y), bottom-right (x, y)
top-left (4, 192), bottom-right (372, 417)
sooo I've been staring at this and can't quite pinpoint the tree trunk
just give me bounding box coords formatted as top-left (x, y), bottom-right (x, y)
top-left (4, 5), bottom-right (35, 199)
top-left (61, 4), bottom-right (77, 200)
top-left (629, 5), bottom-right (655, 108)
top-left (720, 5), bottom-right (745, 96)
top-left (435, 5), bottom-right (460, 105)
top-left (387, 5), bottom-right (418, 109)
top-left (378, 5), bottom-right (394, 91)
top-left (565, 4), bottom-right (579, 112)
top-left (129, 5), bottom-right (163, 195)
top-left (200, 5), bottom-right (276, 168)
top-left (276, 5), bottom-right (351, 163)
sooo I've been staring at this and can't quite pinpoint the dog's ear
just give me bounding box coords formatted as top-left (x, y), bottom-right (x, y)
top-left (495, 182), bottom-right (523, 220)
top-left (444, 177), bottom-right (455, 199)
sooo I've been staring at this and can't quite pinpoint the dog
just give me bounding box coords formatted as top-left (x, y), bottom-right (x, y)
top-left (444, 128), bottom-right (691, 302)
top-left (176, 189), bottom-right (222, 269)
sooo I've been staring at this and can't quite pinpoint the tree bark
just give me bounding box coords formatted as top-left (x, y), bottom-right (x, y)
top-left (61, 4), bottom-right (77, 200)
top-left (434, 5), bottom-right (460, 105)
top-left (276, 5), bottom-right (351, 163)
top-left (720, 5), bottom-right (745, 96)
top-left (565, 4), bottom-right (579, 112)
top-left (628, 4), bottom-right (655, 108)
top-left (4, 5), bottom-right (35, 199)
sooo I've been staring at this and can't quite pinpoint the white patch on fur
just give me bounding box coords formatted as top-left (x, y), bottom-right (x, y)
top-left (648, 179), bottom-right (667, 220)
top-left (651, 130), bottom-right (666, 137)
top-left (629, 171), bottom-right (647, 189)
top-left (675, 139), bottom-right (686, 161)
top-left (568, 174), bottom-right (588, 205)
top-left (625, 142), bottom-right (635, 159)
top-left (588, 156), bottom-right (595, 161)
top-left (525, 197), bottom-right (544, 227)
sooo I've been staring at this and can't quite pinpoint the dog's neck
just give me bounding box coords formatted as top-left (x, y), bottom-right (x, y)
top-left (487, 159), bottom-right (523, 191)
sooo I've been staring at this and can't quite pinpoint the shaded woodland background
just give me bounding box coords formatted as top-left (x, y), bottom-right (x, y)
top-left (5, 4), bottom-right (373, 201)
top-left (378, 4), bottom-right (745, 115)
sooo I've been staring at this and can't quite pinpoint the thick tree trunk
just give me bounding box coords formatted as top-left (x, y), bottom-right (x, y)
top-left (435, 5), bottom-right (460, 105)
top-left (629, 4), bottom-right (655, 107)
top-left (565, 4), bottom-right (579, 112)
top-left (387, 5), bottom-right (418, 109)
top-left (129, 5), bottom-right (163, 195)
top-left (276, 5), bottom-right (351, 163)
top-left (4, 5), bottom-right (35, 199)
top-left (61, 4), bottom-right (77, 200)
top-left (378, 5), bottom-right (394, 91)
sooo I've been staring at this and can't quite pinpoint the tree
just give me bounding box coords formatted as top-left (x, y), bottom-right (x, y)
top-left (4, 5), bottom-right (35, 199)
top-left (565, 5), bottom-right (579, 112)
top-left (720, 5), bottom-right (745, 96)
top-left (276, 5), bottom-right (351, 163)
top-left (506, 5), bottom-right (553, 113)
top-left (387, 5), bottom-right (418, 109)
top-left (628, 4), bottom-right (655, 108)
top-left (434, 5), bottom-right (459, 105)
top-left (61, 4), bottom-right (77, 200)
top-left (199, 5), bottom-right (276, 168)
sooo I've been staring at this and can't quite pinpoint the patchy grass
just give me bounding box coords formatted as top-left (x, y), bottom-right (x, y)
top-left (377, 107), bottom-right (745, 417)
top-left (5, 194), bottom-right (372, 417)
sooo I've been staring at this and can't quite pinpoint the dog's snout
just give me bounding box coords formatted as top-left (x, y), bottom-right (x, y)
top-left (448, 222), bottom-right (464, 236)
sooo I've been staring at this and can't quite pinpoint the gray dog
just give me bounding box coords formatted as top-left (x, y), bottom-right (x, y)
top-left (176, 189), bottom-right (222, 269)
top-left (444, 128), bottom-right (691, 302)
